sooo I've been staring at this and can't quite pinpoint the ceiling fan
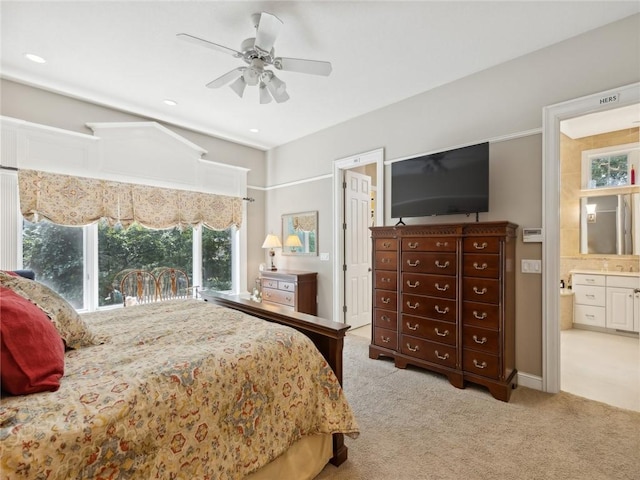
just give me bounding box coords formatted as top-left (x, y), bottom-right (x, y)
top-left (178, 12), bottom-right (332, 104)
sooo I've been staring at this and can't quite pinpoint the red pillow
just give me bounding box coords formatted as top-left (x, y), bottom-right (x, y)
top-left (1, 286), bottom-right (65, 395)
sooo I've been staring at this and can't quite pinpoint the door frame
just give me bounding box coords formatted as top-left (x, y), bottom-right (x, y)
top-left (542, 82), bottom-right (639, 393)
top-left (332, 148), bottom-right (384, 324)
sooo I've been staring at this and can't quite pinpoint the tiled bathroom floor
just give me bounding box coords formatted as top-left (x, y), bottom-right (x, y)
top-left (561, 328), bottom-right (639, 412)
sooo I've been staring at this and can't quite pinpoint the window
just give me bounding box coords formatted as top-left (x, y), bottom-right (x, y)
top-left (202, 227), bottom-right (232, 291)
top-left (98, 223), bottom-right (193, 306)
top-left (583, 143), bottom-right (639, 189)
top-left (21, 221), bottom-right (234, 309)
top-left (22, 220), bottom-right (85, 309)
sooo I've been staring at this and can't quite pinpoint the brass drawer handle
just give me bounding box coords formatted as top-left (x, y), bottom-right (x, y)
top-left (381, 297), bottom-right (391, 304)
top-left (406, 301), bottom-right (420, 310)
top-left (406, 280), bottom-right (420, 288)
top-left (473, 359), bottom-right (488, 369)
top-left (435, 260), bottom-right (450, 269)
top-left (473, 262), bottom-right (488, 270)
top-left (381, 336), bottom-right (391, 343)
top-left (435, 283), bottom-right (449, 291)
top-left (436, 241), bottom-right (449, 247)
top-left (473, 287), bottom-right (488, 295)
top-left (435, 350), bottom-right (449, 360)
top-left (434, 305), bottom-right (449, 315)
top-left (406, 343), bottom-right (419, 352)
top-left (406, 322), bottom-right (419, 331)
top-left (435, 328), bottom-right (449, 337)
top-left (473, 242), bottom-right (488, 250)
top-left (382, 277), bottom-right (392, 283)
top-left (381, 315), bottom-right (391, 322)
top-left (264, 292), bottom-right (271, 298)
top-left (406, 259), bottom-right (421, 267)
top-left (381, 258), bottom-right (391, 264)
top-left (383, 241), bottom-right (392, 248)
top-left (473, 310), bottom-right (487, 320)
top-left (285, 296), bottom-right (292, 302)
top-left (473, 335), bottom-right (487, 344)
top-left (408, 242), bottom-right (419, 249)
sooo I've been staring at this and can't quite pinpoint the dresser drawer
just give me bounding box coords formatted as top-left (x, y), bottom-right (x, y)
top-left (402, 252), bottom-right (457, 275)
top-left (402, 273), bottom-right (456, 299)
top-left (463, 237), bottom-right (500, 254)
top-left (463, 349), bottom-right (499, 379)
top-left (462, 301), bottom-right (500, 329)
top-left (375, 238), bottom-right (398, 251)
top-left (401, 314), bottom-right (456, 346)
top-left (573, 285), bottom-right (605, 306)
top-left (463, 326), bottom-right (499, 353)
top-left (402, 237), bottom-right (456, 252)
top-left (374, 290), bottom-right (397, 309)
top-left (402, 294), bottom-right (456, 323)
top-left (606, 275), bottom-right (640, 289)
top-left (278, 281), bottom-right (295, 292)
top-left (463, 277), bottom-right (500, 304)
top-left (573, 304), bottom-right (605, 327)
top-left (375, 270), bottom-right (397, 290)
top-left (375, 251), bottom-right (397, 270)
top-left (262, 287), bottom-right (295, 307)
top-left (262, 278), bottom-right (279, 289)
top-left (463, 254), bottom-right (500, 279)
top-left (401, 335), bottom-right (457, 368)
top-left (374, 308), bottom-right (397, 330)
top-left (373, 326), bottom-right (397, 350)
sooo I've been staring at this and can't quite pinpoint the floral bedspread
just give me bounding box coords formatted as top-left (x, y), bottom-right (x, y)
top-left (0, 300), bottom-right (359, 479)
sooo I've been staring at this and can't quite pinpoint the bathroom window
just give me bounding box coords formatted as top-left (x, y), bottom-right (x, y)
top-left (582, 143), bottom-right (639, 189)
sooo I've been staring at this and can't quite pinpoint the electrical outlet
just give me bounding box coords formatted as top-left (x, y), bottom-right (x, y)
top-left (320, 253), bottom-right (330, 261)
top-left (521, 259), bottom-right (542, 274)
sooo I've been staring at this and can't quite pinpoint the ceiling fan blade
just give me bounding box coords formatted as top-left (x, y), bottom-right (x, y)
top-left (206, 68), bottom-right (245, 89)
top-left (254, 12), bottom-right (283, 54)
top-left (266, 79), bottom-right (290, 103)
top-left (274, 57), bottom-right (332, 76)
top-left (177, 33), bottom-right (242, 57)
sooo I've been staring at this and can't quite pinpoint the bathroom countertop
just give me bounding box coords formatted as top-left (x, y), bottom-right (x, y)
top-left (560, 288), bottom-right (574, 296)
top-left (570, 269), bottom-right (639, 277)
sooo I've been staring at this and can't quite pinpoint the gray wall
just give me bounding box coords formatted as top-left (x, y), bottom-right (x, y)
top-left (263, 14), bottom-right (640, 377)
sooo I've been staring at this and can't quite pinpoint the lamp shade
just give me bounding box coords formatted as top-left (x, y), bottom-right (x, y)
top-left (262, 234), bottom-right (282, 249)
top-left (284, 234), bottom-right (303, 247)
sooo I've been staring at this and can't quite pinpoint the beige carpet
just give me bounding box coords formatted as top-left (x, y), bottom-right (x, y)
top-left (317, 335), bottom-right (640, 480)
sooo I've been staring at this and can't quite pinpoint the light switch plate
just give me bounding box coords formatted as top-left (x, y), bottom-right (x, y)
top-left (320, 252), bottom-right (330, 261)
top-left (521, 259), bottom-right (542, 274)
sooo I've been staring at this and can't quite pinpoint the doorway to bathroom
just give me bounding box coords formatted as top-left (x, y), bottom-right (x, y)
top-left (543, 83), bottom-right (640, 411)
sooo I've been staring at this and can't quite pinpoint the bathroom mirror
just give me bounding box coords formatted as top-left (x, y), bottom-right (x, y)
top-left (282, 211), bottom-right (318, 256)
top-left (580, 193), bottom-right (638, 255)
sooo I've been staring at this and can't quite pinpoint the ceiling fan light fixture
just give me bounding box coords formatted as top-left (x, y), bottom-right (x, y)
top-left (266, 80), bottom-right (289, 103)
top-left (259, 83), bottom-right (272, 104)
top-left (229, 76), bottom-right (247, 98)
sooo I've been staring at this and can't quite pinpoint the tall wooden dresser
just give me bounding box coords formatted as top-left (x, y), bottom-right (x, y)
top-left (370, 222), bottom-right (518, 401)
top-left (259, 270), bottom-right (317, 315)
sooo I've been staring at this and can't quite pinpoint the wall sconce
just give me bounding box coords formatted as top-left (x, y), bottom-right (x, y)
top-left (284, 234), bottom-right (303, 253)
top-left (586, 203), bottom-right (597, 223)
top-left (261, 234), bottom-right (282, 271)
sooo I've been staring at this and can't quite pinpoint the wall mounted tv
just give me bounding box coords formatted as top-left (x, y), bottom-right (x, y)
top-left (391, 142), bottom-right (489, 221)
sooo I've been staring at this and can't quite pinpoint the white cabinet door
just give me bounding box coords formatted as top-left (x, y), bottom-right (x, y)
top-left (635, 292), bottom-right (640, 333)
top-left (606, 287), bottom-right (635, 331)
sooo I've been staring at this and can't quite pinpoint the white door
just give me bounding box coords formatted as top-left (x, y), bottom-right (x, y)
top-left (344, 169), bottom-right (372, 329)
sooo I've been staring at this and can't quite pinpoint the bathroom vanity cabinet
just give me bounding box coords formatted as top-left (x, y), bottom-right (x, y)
top-left (572, 271), bottom-right (640, 333)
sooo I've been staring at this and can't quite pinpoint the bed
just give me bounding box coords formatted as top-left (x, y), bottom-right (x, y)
top-left (0, 271), bottom-right (359, 479)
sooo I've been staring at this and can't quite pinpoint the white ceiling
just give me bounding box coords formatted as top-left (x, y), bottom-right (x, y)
top-left (2, 1), bottom-right (639, 150)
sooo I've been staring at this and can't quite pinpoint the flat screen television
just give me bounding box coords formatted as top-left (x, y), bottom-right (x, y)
top-left (391, 142), bottom-right (489, 220)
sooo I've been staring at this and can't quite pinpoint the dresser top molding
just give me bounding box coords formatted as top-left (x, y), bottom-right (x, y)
top-left (371, 221), bottom-right (517, 238)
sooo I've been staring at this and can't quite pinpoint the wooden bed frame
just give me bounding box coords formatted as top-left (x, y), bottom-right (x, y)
top-left (201, 291), bottom-right (351, 466)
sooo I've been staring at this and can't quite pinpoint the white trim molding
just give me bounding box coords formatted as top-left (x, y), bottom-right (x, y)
top-left (542, 82), bottom-right (640, 393)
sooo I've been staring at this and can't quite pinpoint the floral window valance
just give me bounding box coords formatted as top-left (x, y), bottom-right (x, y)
top-left (18, 169), bottom-right (242, 230)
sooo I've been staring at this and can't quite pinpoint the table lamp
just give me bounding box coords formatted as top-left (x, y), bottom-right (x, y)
top-left (262, 234), bottom-right (282, 271)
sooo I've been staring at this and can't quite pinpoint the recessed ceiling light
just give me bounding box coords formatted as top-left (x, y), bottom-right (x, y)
top-left (163, 99), bottom-right (177, 106)
top-left (249, 128), bottom-right (259, 133)
top-left (24, 53), bottom-right (46, 64)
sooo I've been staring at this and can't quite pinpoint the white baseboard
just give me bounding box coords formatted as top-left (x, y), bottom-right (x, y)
top-left (517, 371), bottom-right (543, 391)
